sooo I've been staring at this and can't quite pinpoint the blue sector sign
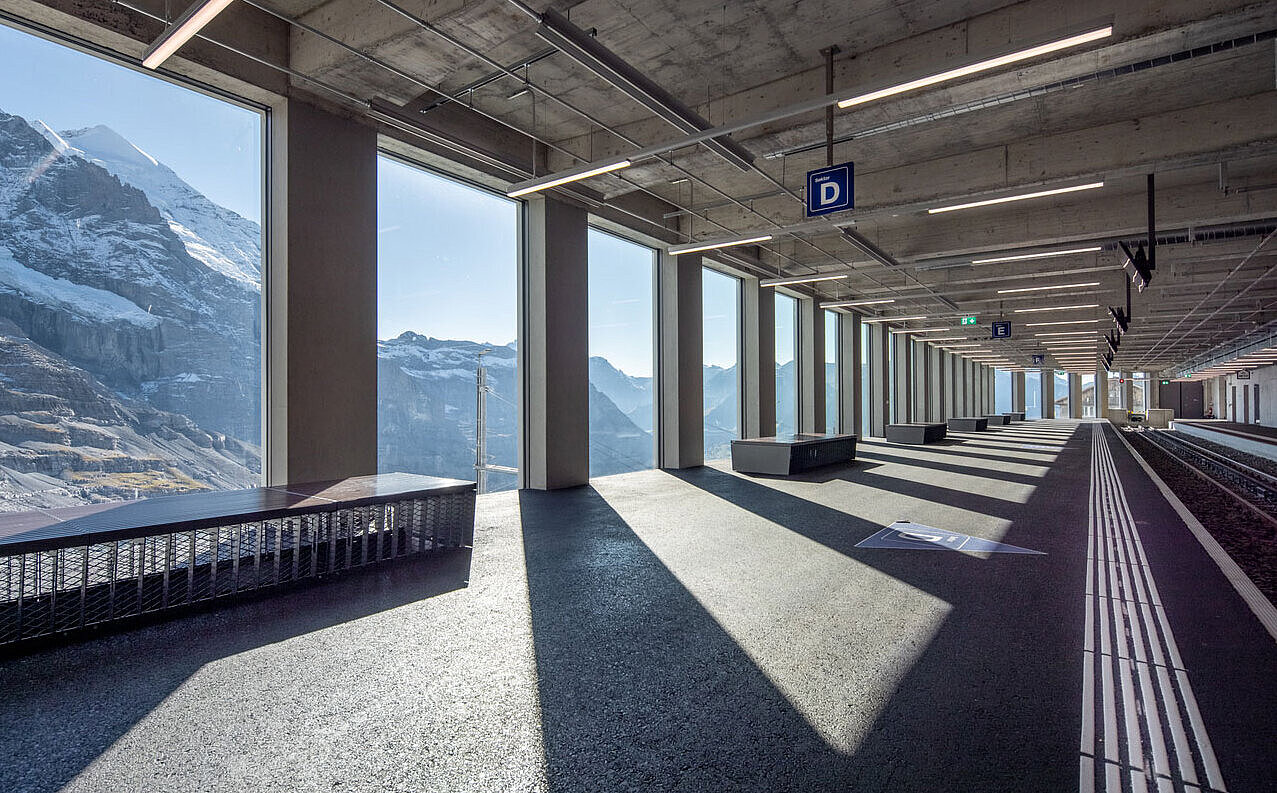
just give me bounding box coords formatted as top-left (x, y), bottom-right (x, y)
top-left (992, 321), bottom-right (1012, 339)
top-left (806, 162), bottom-right (854, 216)
top-left (1032, 354), bottom-right (1045, 365)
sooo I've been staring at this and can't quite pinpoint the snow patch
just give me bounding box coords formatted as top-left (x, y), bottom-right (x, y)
top-left (0, 243), bottom-right (160, 328)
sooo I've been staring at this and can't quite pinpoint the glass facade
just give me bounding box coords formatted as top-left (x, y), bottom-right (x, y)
top-left (1026, 370), bottom-right (1043, 419)
top-left (995, 369), bottom-right (1013, 413)
top-left (703, 268), bottom-right (739, 460)
top-left (0, 24), bottom-right (263, 511)
top-left (1054, 371), bottom-right (1070, 417)
top-left (1109, 372), bottom-right (1125, 410)
top-left (1131, 373), bottom-right (1148, 413)
top-left (825, 311), bottom-right (838, 433)
top-left (587, 228), bottom-right (655, 476)
top-left (775, 293), bottom-right (798, 436)
top-left (1082, 374), bottom-right (1097, 417)
top-left (377, 157), bottom-right (519, 491)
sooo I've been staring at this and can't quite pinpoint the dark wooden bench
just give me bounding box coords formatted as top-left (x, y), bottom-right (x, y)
top-left (731, 433), bottom-right (857, 475)
top-left (885, 423), bottom-right (947, 444)
top-left (0, 473), bottom-right (475, 647)
top-left (984, 414), bottom-right (1010, 426)
top-left (947, 416), bottom-right (989, 431)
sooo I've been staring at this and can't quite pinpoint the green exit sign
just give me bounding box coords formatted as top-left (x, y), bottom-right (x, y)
top-left (961, 316), bottom-right (978, 326)
top-left (1161, 379), bottom-right (1170, 385)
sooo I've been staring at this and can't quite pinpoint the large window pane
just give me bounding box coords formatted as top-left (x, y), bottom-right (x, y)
top-left (1131, 372), bottom-right (1148, 413)
top-left (1026, 370), bottom-right (1043, 419)
top-left (775, 294), bottom-right (797, 436)
top-left (995, 369), bottom-right (1012, 413)
top-left (825, 311), bottom-right (838, 433)
top-left (376, 157), bottom-right (518, 492)
top-left (588, 229), bottom-right (654, 476)
top-left (1054, 371), bottom-right (1070, 416)
top-left (703, 268), bottom-right (739, 460)
top-left (1109, 372), bottom-right (1125, 410)
top-left (0, 24), bottom-right (262, 511)
top-left (1082, 374), bottom-right (1097, 417)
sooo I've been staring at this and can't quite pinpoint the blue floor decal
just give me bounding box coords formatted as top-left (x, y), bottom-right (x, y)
top-left (856, 521), bottom-right (1045, 555)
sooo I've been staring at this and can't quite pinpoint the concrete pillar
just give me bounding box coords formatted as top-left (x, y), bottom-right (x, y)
top-left (523, 195), bottom-right (590, 489)
top-left (1042, 369), bottom-right (1056, 418)
top-left (742, 280), bottom-right (775, 438)
top-left (1012, 372), bottom-right (1027, 413)
top-left (1069, 374), bottom-right (1083, 418)
top-left (893, 333), bottom-right (912, 423)
top-left (658, 252), bottom-right (703, 469)
top-left (869, 323), bottom-right (889, 436)
top-left (799, 298), bottom-right (825, 434)
top-left (1146, 372), bottom-right (1161, 410)
top-left (1122, 376), bottom-right (1134, 413)
top-left (912, 339), bottom-right (928, 422)
top-left (1096, 369), bottom-right (1110, 415)
top-left (837, 312), bottom-right (861, 436)
top-left (267, 98), bottom-right (377, 485)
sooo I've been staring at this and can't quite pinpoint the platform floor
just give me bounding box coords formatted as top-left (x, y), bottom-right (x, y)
top-left (1, 420), bottom-right (1274, 793)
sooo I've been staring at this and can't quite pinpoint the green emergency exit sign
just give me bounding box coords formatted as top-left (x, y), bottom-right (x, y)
top-left (1161, 379), bottom-right (1170, 385)
top-left (961, 316), bottom-right (978, 326)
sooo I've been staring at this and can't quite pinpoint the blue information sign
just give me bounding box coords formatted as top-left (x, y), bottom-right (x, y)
top-left (992, 321), bottom-right (1012, 339)
top-left (805, 161), bottom-right (854, 217)
top-left (1032, 354), bottom-right (1045, 365)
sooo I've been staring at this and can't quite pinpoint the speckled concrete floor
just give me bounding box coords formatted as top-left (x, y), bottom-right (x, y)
top-left (1, 420), bottom-right (1273, 793)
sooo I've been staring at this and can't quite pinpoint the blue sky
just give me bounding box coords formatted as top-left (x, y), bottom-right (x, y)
top-left (0, 22), bottom-right (262, 221)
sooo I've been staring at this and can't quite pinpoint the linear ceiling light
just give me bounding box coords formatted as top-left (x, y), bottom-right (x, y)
top-left (1025, 319), bottom-right (1102, 327)
top-left (890, 327), bottom-right (951, 334)
top-left (972, 246), bottom-right (1102, 265)
top-left (926, 337), bottom-right (970, 341)
top-left (928, 182), bottom-right (1104, 215)
top-left (836, 26), bottom-right (1112, 109)
top-left (821, 298), bottom-right (896, 308)
top-left (937, 343), bottom-right (982, 348)
top-left (997, 281), bottom-right (1102, 294)
top-left (862, 315), bottom-right (927, 323)
top-left (1034, 330), bottom-right (1102, 337)
top-left (141, 0), bottom-right (236, 69)
top-left (669, 235), bottom-right (773, 256)
top-left (760, 273), bottom-right (849, 287)
top-left (507, 159), bottom-right (632, 198)
top-left (1014, 304), bottom-right (1099, 313)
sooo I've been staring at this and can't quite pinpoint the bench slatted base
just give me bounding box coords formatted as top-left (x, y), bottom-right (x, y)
top-left (0, 474), bottom-right (475, 647)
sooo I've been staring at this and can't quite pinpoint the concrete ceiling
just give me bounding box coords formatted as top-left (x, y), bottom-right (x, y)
top-left (8, 0), bottom-right (1275, 375)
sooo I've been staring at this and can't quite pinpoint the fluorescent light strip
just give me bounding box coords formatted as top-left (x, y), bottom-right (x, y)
top-left (1034, 330), bottom-right (1101, 337)
top-left (862, 315), bottom-right (927, 323)
top-left (821, 298), bottom-right (896, 308)
top-left (1014, 304), bottom-right (1099, 313)
top-left (837, 26), bottom-right (1112, 109)
top-left (1025, 319), bottom-right (1102, 327)
top-left (997, 281), bottom-right (1101, 294)
top-left (142, 0), bottom-right (237, 69)
top-left (760, 273), bottom-right (848, 287)
top-left (928, 182), bottom-right (1104, 215)
top-left (973, 246), bottom-right (1102, 265)
top-left (890, 327), bottom-right (951, 334)
top-left (507, 160), bottom-right (632, 197)
top-left (668, 234), bottom-right (774, 256)
top-left (937, 343), bottom-right (982, 348)
top-left (926, 337), bottom-right (970, 342)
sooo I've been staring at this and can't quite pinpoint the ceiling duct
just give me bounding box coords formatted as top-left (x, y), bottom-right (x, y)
top-left (534, 8), bottom-right (755, 171)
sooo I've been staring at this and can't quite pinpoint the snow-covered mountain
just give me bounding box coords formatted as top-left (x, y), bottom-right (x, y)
top-left (38, 122), bottom-right (262, 287)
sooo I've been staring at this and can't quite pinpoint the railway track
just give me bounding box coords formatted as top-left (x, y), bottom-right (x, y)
top-left (1132, 427), bottom-right (1277, 530)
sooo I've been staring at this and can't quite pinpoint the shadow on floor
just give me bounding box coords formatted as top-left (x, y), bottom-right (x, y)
top-left (0, 549), bottom-right (473, 793)
top-left (852, 448), bottom-right (1047, 485)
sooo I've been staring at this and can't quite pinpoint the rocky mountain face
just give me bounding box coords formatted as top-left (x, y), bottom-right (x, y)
top-left (0, 110), bottom-right (261, 510)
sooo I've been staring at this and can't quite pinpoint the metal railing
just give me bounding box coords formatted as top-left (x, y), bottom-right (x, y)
top-left (0, 491), bottom-right (474, 647)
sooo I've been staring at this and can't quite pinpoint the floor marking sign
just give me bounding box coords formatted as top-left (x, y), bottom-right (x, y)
top-left (856, 520), bottom-right (1044, 554)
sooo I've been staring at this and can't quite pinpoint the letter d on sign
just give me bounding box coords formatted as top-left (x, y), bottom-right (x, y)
top-left (821, 181), bottom-right (840, 206)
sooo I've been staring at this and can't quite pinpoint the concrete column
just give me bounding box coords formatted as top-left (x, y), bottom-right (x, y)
top-left (522, 194), bottom-right (590, 489)
top-left (267, 98), bottom-right (377, 485)
top-left (912, 339), bottom-right (928, 421)
top-left (1012, 372), bottom-right (1027, 413)
top-left (1096, 369), bottom-right (1110, 415)
top-left (869, 323), bottom-right (889, 436)
top-left (838, 312), bottom-right (861, 436)
top-left (742, 279), bottom-right (775, 438)
top-left (799, 298), bottom-right (825, 434)
top-left (1069, 374), bottom-right (1083, 418)
top-left (981, 366), bottom-right (992, 414)
top-left (1122, 376), bottom-right (1134, 413)
top-left (1146, 372), bottom-right (1161, 410)
top-left (893, 333), bottom-right (912, 423)
top-left (1042, 369), bottom-right (1056, 418)
top-left (949, 354), bottom-right (963, 416)
top-left (657, 252), bottom-right (703, 469)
